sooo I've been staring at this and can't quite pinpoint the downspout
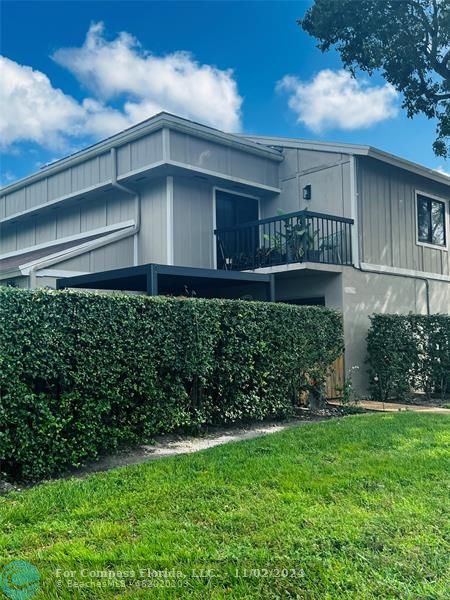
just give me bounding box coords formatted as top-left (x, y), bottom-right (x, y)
top-left (350, 155), bottom-right (430, 315)
top-left (110, 147), bottom-right (141, 266)
top-left (28, 148), bottom-right (141, 288)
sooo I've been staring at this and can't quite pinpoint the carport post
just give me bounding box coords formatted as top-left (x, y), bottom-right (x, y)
top-left (268, 275), bottom-right (276, 302)
top-left (146, 265), bottom-right (158, 296)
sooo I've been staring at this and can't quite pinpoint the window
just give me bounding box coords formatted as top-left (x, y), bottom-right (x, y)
top-left (417, 194), bottom-right (446, 247)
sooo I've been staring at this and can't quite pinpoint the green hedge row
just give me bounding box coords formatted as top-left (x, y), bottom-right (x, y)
top-left (367, 314), bottom-right (450, 402)
top-left (0, 288), bottom-right (343, 480)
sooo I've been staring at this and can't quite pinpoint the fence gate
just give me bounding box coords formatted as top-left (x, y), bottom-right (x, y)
top-left (325, 354), bottom-right (345, 400)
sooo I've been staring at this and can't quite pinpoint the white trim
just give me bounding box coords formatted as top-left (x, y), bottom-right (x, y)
top-left (1, 160), bottom-right (280, 227)
top-left (164, 160), bottom-right (281, 194)
top-left (360, 262), bottom-right (450, 283)
top-left (166, 175), bottom-right (174, 265)
top-left (20, 226), bottom-right (135, 273)
top-left (36, 269), bottom-right (90, 278)
top-left (0, 181), bottom-right (112, 225)
top-left (0, 220), bottom-right (135, 261)
top-left (212, 189), bottom-right (217, 269)
top-left (349, 155), bottom-right (360, 267)
top-left (0, 112), bottom-right (281, 196)
top-left (245, 262), bottom-right (344, 275)
top-left (240, 134), bottom-right (371, 156)
top-left (213, 186), bottom-right (260, 201)
top-left (415, 189), bottom-right (449, 252)
top-left (162, 127), bottom-right (170, 161)
top-left (115, 161), bottom-right (280, 194)
top-left (242, 135), bottom-right (450, 187)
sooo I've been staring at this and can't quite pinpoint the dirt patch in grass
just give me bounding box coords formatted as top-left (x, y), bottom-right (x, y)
top-left (71, 406), bottom-right (350, 477)
top-left (2, 405), bottom-right (355, 493)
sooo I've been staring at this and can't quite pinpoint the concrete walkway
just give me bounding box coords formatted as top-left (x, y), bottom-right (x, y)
top-left (328, 399), bottom-right (450, 414)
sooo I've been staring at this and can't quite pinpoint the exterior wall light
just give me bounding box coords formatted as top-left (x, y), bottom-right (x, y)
top-left (303, 184), bottom-right (312, 200)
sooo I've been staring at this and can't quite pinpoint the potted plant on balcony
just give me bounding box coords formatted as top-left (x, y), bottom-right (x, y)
top-left (263, 210), bottom-right (320, 263)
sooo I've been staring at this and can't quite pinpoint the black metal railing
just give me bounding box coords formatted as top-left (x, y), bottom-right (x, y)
top-left (215, 210), bottom-right (353, 270)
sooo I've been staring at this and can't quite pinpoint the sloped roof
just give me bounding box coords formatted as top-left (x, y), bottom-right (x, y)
top-left (0, 112), bottom-right (282, 196)
top-left (240, 135), bottom-right (450, 188)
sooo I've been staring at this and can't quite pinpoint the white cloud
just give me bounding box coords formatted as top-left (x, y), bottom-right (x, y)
top-left (0, 55), bottom-right (132, 151)
top-left (0, 170), bottom-right (17, 187)
top-left (0, 56), bottom-right (85, 148)
top-left (0, 22), bottom-right (242, 151)
top-left (277, 69), bottom-right (398, 132)
top-left (434, 165), bottom-right (450, 177)
top-left (53, 22), bottom-right (242, 132)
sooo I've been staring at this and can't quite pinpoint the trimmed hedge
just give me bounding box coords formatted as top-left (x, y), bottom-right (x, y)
top-left (367, 314), bottom-right (450, 402)
top-left (0, 287), bottom-right (343, 480)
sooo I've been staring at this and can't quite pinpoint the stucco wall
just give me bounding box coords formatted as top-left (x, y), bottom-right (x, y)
top-left (274, 269), bottom-right (344, 311)
top-left (342, 267), bottom-right (450, 396)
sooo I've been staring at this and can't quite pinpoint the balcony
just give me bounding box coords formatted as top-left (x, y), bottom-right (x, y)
top-left (215, 210), bottom-right (354, 271)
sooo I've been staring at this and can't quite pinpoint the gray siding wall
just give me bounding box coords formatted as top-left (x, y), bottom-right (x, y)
top-left (0, 131), bottom-right (163, 221)
top-left (0, 152), bottom-right (113, 219)
top-left (117, 131), bottom-right (163, 176)
top-left (53, 237), bottom-right (134, 273)
top-left (137, 177), bottom-right (168, 265)
top-left (169, 131), bottom-right (279, 189)
top-left (173, 176), bottom-right (215, 269)
top-left (358, 157), bottom-right (450, 276)
top-left (260, 148), bottom-right (351, 219)
top-left (0, 188), bottom-right (135, 255)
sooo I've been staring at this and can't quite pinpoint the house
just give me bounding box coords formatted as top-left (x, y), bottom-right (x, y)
top-left (1, 112), bottom-right (449, 394)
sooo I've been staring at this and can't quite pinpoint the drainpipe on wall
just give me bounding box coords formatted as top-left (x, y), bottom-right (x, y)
top-left (354, 265), bottom-right (431, 315)
top-left (28, 149), bottom-right (141, 288)
top-left (349, 155), bottom-right (430, 315)
top-left (110, 147), bottom-right (141, 266)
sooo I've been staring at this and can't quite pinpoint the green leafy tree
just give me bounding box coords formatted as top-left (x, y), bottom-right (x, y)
top-left (300, 0), bottom-right (450, 157)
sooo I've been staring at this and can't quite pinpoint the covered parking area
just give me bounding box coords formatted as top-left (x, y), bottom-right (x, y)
top-left (56, 263), bottom-right (275, 301)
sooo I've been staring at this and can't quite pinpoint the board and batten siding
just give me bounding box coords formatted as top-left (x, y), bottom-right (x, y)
top-left (0, 131), bottom-right (163, 223)
top-left (172, 176), bottom-right (215, 269)
top-left (169, 130), bottom-right (279, 190)
top-left (260, 148), bottom-right (351, 219)
top-left (116, 130), bottom-right (163, 176)
top-left (52, 236), bottom-right (134, 274)
top-left (0, 189), bottom-right (136, 256)
top-left (137, 177), bottom-right (168, 265)
top-left (357, 157), bottom-right (450, 276)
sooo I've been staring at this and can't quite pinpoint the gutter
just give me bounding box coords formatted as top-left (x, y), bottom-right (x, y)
top-left (27, 146), bottom-right (140, 288)
top-left (0, 113), bottom-right (282, 196)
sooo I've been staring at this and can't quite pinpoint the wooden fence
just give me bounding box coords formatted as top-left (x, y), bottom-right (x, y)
top-left (325, 354), bottom-right (345, 400)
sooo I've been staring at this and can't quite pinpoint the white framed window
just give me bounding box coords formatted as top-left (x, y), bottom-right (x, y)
top-left (415, 190), bottom-right (448, 250)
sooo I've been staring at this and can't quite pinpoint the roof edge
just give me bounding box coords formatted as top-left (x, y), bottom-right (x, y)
top-left (0, 113), bottom-right (282, 196)
top-left (241, 134), bottom-right (450, 187)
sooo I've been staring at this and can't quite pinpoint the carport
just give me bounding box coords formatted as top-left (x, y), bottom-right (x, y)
top-left (56, 263), bottom-right (275, 301)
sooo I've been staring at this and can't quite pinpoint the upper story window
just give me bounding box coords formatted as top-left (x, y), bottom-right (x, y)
top-left (417, 193), bottom-right (446, 247)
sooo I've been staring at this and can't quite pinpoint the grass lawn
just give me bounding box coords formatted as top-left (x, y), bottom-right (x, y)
top-left (1, 413), bottom-right (449, 599)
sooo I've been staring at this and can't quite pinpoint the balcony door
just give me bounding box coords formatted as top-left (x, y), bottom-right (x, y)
top-left (215, 190), bottom-right (259, 269)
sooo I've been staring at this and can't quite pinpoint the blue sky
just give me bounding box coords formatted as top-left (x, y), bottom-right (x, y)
top-left (1, 0), bottom-right (449, 187)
